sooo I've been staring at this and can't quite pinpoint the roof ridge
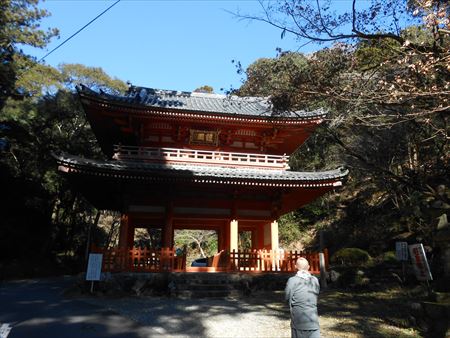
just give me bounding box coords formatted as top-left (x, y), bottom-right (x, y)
top-left (78, 84), bottom-right (328, 118)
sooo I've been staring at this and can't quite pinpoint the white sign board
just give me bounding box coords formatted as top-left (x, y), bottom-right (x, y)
top-left (0, 324), bottom-right (12, 338)
top-left (395, 242), bottom-right (409, 261)
top-left (86, 253), bottom-right (103, 281)
top-left (408, 243), bottom-right (433, 281)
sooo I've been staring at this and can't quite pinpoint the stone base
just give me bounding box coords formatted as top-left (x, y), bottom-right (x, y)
top-left (65, 272), bottom-right (295, 298)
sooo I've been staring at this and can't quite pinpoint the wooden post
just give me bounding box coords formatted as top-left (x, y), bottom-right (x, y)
top-left (319, 252), bottom-right (328, 289)
top-left (319, 231), bottom-right (327, 288)
top-left (230, 219), bottom-right (238, 252)
top-left (319, 230), bottom-right (324, 252)
top-left (270, 220), bottom-right (279, 252)
top-left (126, 222), bottom-right (135, 248)
top-left (163, 203), bottom-right (174, 248)
top-left (118, 214), bottom-right (130, 249)
top-left (85, 211), bottom-right (101, 261)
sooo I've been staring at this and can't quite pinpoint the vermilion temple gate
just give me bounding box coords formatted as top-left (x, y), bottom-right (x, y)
top-left (56, 85), bottom-right (347, 273)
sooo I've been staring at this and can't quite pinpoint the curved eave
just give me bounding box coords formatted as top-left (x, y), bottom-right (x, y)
top-left (77, 85), bottom-right (327, 126)
top-left (54, 153), bottom-right (348, 188)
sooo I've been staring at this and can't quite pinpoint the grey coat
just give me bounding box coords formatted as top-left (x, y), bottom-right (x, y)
top-left (285, 274), bottom-right (320, 330)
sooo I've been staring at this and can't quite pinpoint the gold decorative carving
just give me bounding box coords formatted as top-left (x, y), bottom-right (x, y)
top-left (189, 129), bottom-right (218, 146)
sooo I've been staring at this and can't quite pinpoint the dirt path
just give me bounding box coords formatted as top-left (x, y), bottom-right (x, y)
top-left (81, 288), bottom-right (421, 338)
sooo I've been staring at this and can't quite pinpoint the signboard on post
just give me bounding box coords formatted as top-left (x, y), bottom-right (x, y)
top-left (408, 243), bottom-right (433, 281)
top-left (395, 242), bottom-right (409, 261)
top-left (86, 253), bottom-right (103, 281)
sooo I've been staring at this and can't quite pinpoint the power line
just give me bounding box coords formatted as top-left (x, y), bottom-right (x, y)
top-left (37, 0), bottom-right (121, 63)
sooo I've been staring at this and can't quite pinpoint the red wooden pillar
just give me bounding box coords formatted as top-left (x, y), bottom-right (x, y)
top-left (162, 203), bottom-right (174, 248)
top-left (118, 214), bottom-right (134, 249)
top-left (271, 220), bottom-right (279, 251)
top-left (217, 225), bottom-right (226, 251)
top-left (229, 219), bottom-right (238, 252)
top-left (251, 229), bottom-right (257, 249)
top-left (127, 220), bottom-right (135, 248)
top-left (256, 224), bottom-right (265, 250)
top-left (263, 220), bottom-right (279, 250)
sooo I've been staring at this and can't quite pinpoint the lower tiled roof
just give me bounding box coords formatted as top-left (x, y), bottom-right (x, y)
top-left (55, 153), bottom-right (348, 188)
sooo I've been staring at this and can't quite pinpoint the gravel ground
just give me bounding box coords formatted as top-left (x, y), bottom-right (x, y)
top-left (82, 291), bottom-right (291, 337)
top-left (81, 289), bottom-right (421, 338)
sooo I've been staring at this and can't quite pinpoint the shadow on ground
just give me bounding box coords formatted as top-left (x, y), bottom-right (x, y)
top-left (80, 290), bottom-right (291, 337)
top-left (318, 287), bottom-right (422, 338)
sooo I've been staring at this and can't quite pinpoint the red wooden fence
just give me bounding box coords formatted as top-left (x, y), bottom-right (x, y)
top-left (91, 247), bottom-right (328, 274)
top-left (229, 249), bottom-right (328, 274)
top-left (92, 247), bottom-right (186, 273)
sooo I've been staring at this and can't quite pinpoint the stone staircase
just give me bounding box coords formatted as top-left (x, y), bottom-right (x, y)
top-left (170, 272), bottom-right (241, 299)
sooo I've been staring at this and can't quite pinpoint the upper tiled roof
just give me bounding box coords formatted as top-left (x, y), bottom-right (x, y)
top-left (55, 153), bottom-right (348, 186)
top-left (78, 85), bottom-right (327, 119)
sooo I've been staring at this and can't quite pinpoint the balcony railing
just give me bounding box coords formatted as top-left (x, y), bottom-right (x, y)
top-left (113, 145), bottom-right (289, 169)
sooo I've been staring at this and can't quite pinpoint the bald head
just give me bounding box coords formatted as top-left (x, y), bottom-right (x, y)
top-left (295, 257), bottom-right (310, 272)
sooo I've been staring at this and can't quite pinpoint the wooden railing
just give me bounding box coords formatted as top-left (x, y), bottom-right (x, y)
top-left (112, 145), bottom-right (289, 170)
top-left (91, 247), bottom-right (328, 274)
top-left (92, 247), bottom-right (186, 273)
top-left (229, 249), bottom-right (328, 274)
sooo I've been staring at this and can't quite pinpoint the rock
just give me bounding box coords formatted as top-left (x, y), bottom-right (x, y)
top-left (410, 302), bottom-right (424, 317)
top-left (433, 292), bottom-right (450, 303)
top-left (423, 301), bottom-right (450, 320)
top-left (329, 270), bottom-right (340, 283)
top-left (432, 321), bottom-right (450, 338)
top-left (407, 315), bottom-right (417, 326)
top-left (168, 281), bottom-right (176, 297)
top-left (241, 280), bottom-right (251, 296)
top-left (391, 272), bottom-right (403, 284)
top-left (416, 318), bottom-right (429, 332)
top-left (131, 278), bottom-right (147, 295)
top-left (409, 285), bottom-right (428, 297)
top-left (436, 214), bottom-right (449, 230)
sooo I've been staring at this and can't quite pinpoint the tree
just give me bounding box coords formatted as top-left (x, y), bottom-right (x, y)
top-left (193, 85), bottom-right (214, 93)
top-left (236, 1), bottom-right (449, 133)
top-left (0, 0), bottom-right (58, 108)
top-left (235, 0), bottom-right (449, 254)
top-left (174, 230), bottom-right (218, 264)
top-left (0, 61), bottom-right (127, 275)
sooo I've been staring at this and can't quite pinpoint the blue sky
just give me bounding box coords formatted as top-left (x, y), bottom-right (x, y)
top-left (26, 0), bottom-right (340, 93)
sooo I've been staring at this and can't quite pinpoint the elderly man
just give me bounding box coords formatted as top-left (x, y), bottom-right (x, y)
top-left (285, 257), bottom-right (321, 338)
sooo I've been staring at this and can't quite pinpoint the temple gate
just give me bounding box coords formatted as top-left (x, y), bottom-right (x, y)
top-left (55, 85), bottom-right (347, 273)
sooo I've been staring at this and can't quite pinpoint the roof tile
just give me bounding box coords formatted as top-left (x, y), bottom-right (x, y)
top-left (78, 85), bottom-right (327, 119)
top-left (55, 153), bottom-right (348, 182)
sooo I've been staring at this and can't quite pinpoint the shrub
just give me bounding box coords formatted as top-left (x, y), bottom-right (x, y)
top-left (381, 251), bottom-right (397, 263)
top-left (331, 248), bottom-right (371, 266)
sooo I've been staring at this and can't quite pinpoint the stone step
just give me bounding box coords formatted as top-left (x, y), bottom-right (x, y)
top-left (176, 283), bottom-right (234, 291)
top-left (174, 278), bottom-right (236, 285)
top-left (171, 272), bottom-right (234, 279)
top-left (177, 289), bottom-right (240, 299)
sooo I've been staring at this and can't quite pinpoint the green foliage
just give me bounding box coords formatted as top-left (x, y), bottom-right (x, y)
top-left (174, 230), bottom-right (218, 265)
top-left (237, 9), bottom-right (449, 260)
top-left (381, 251), bottom-right (398, 263)
top-left (238, 52), bottom-right (309, 112)
top-left (331, 248), bottom-right (372, 266)
top-left (59, 63), bottom-right (128, 94)
top-left (0, 53), bottom-right (127, 274)
top-left (238, 231), bottom-right (252, 250)
top-left (278, 213), bottom-right (303, 248)
top-left (193, 85), bottom-right (214, 93)
top-left (0, 0), bottom-right (58, 108)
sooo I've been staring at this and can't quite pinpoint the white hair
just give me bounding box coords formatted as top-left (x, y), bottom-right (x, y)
top-left (296, 257), bottom-right (310, 271)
